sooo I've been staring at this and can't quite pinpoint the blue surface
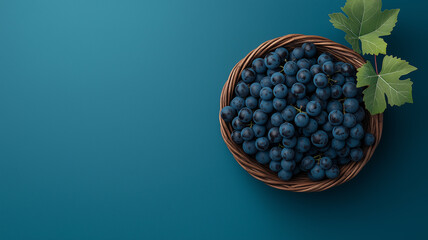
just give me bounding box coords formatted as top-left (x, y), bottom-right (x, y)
top-left (0, 0), bottom-right (427, 239)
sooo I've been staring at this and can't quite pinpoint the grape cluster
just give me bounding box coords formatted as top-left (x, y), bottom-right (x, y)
top-left (221, 43), bottom-right (376, 181)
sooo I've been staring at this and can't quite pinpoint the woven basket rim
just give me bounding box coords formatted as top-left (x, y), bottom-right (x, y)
top-left (219, 34), bottom-right (383, 192)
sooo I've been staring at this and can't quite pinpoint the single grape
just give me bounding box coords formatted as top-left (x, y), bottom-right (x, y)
top-left (243, 140), bottom-right (257, 155)
top-left (259, 87), bottom-right (273, 100)
top-left (337, 146), bottom-right (350, 157)
top-left (330, 85), bottom-right (342, 99)
top-left (325, 165), bottom-right (340, 179)
top-left (346, 137), bottom-right (361, 148)
top-left (332, 73), bottom-right (345, 85)
top-left (260, 76), bottom-right (274, 88)
top-left (271, 112), bottom-right (284, 127)
top-left (275, 47), bottom-right (289, 61)
top-left (285, 75), bottom-right (297, 88)
top-left (296, 98), bottom-right (309, 111)
top-left (270, 72), bottom-right (285, 85)
top-left (241, 127), bottom-right (255, 141)
top-left (253, 109), bottom-right (268, 125)
top-left (220, 106), bottom-right (236, 122)
top-left (287, 93), bottom-right (297, 105)
top-left (252, 58), bottom-right (267, 73)
top-left (294, 112), bottom-right (310, 127)
top-left (291, 83), bottom-right (306, 99)
top-left (364, 133), bottom-right (375, 146)
top-left (255, 137), bottom-right (269, 151)
top-left (350, 123), bottom-right (364, 139)
top-left (296, 137), bottom-right (311, 153)
top-left (300, 156), bottom-right (315, 171)
top-left (324, 147), bottom-right (337, 159)
top-left (308, 165), bottom-right (325, 181)
top-left (281, 105), bottom-right (297, 121)
top-left (278, 122), bottom-right (294, 137)
top-left (327, 100), bottom-right (342, 113)
top-left (255, 151), bottom-right (271, 164)
top-left (296, 69), bottom-right (312, 84)
top-left (278, 169), bottom-right (293, 181)
top-left (281, 159), bottom-right (296, 171)
top-left (306, 101), bottom-right (322, 116)
top-left (282, 136), bottom-right (297, 148)
top-left (322, 61), bottom-right (335, 75)
top-left (328, 110), bottom-right (344, 126)
top-left (273, 84), bottom-right (288, 98)
top-left (306, 82), bottom-right (316, 94)
top-left (302, 42), bottom-right (317, 58)
top-left (232, 117), bottom-right (246, 130)
top-left (341, 63), bottom-right (354, 77)
top-left (310, 64), bottom-right (323, 75)
top-left (354, 107), bottom-right (366, 122)
top-left (303, 118), bottom-right (318, 135)
top-left (343, 113), bottom-right (357, 128)
top-left (231, 130), bottom-right (244, 144)
top-left (269, 160), bottom-right (282, 172)
top-left (259, 100), bottom-right (274, 113)
top-left (350, 148), bottom-right (363, 162)
top-left (245, 95), bottom-right (258, 109)
top-left (235, 82), bottom-right (250, 98)
top-left (322, 122), bottom-right (334, 133)
top-left (314, 111), bottom-right (328, 125)
top-left (334, 62), bottom-right (344, 72)
top-left (252, 124), bottom-right (266, 138)
top-left (297, 58), bottom-right (311, 69)
top-left (241, 68), bottom-right (256, 83)
top-left (268, 127), bottom-right (282, 143)
top-left (315, 87), bottom-right (331, 100)
top-left (332, 126), bottom-right (349, 141)
top-left (284, 61), bottom-right (299, 75)
top-left (291, 47), bottom-right (304, 61)
top-left (342, 82), bottom-right (358, 98)
top-left (255, 74), bottom-right (265, 82)
top-left (343, 98), bottom-right (359, 113)
top-left (238, 107), bottom-right (252, 123)
top-left (311, 130), bottom-right (329, 148)
top-left (317, 53), bottom-right (332, 65)
top-left (270, 147), bottom-right (283, 161)
top-left (273, 98), bottom-right (287, 111)
top-left (264, 52), bottom-right (281, 69)
top-left (345, 76), bottom-right (356, 83)
top-left (331, 138), bottom-right (346, 150)
top-left (313, 73), bottom-right (328, 88)
top-left (230, 96), bottom-right (245, 110)
top-left (281, 148), bottom-right (295, 161)
top-left (250, 82), bottom-right (262, 97)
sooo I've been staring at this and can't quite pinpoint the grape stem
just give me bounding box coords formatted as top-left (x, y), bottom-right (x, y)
top-left (374, 55), bottom-right (379, 75)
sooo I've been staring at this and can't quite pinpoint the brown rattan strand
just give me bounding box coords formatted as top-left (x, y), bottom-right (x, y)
top-left (219, 34), bottom-right (383, 192)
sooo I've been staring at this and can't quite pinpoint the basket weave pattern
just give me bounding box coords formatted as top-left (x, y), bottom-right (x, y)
top-left (219, 34), bottom-right (383, 192)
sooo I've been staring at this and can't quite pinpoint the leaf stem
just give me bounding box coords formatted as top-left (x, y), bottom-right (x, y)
top-left (374, 55), bottom-right (379, 75)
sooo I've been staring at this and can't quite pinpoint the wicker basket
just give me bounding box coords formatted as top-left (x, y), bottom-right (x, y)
top-left (219, 34), bottom-right (383, 192)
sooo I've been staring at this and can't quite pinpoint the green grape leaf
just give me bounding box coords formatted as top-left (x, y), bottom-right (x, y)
top-left (329, 0), bottom-right (399, 55)
top-left (357, 55), bottom-right (417, 114)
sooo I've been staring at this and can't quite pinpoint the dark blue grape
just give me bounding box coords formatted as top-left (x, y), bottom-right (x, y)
top-left (268, 127), bottom-right (282, 143)
top-left (267, 68), bottom-right (281, 76)
top-left (273, 98), bottom-right (287, 111)
top-left (255, 151), bottom-right (271, 164)
top-left (270, 112), bottom-right (284, 127)
top-left (331, 138), bottom-right (346, 150)
top-left (342, 82), bottom-right (358, 98)
top-left (343, 98), bottom-right (359, 113)
top-left (285, 75), bottom-right (297, 88)
top-left (296, 137), bottom-right (311, 153)
top-left (343, 113), bottom-right (357, 128)
top-left (231, 130), bottom-right (244, 144)
top-left (324, 147), bottom-right (337, 159)
top-left (300, 156), bottom-right (315, 171)
top-left (220, 106), bottom-right (236, 122)
top-left (306, 101), bottom-right (322, 116)
top-left (259, 100), bottom-right (274, 113)
top-left (252, 58), bottom-right (267, 73)
top-left (253, 109), bottom-right (268, 124)
top-left (313, 73), bottom-right (328, 88)
top-left (294, 112), bottom-right (310, 127)
top-left (241, 68), bottom-right (256, 83)
top-left (260, 76), bottom-right (274, 88)
top-left (264, 52), bottom-right (281, 69)
top-left (243, 140), bottom-right (257, 155)
top-left (297, 58), bottom-right (311, 69)
top-left (306, 82), bottom-right (317, 94)
top-left (259, 87), bottom-right (273, 100)
top-left (310, 95), bottom-right (327, 109)
top-left (281, 159), bottom-right (296, 171)
top-left (282, 136), bottom-right (297, 148)
top-left (332, 126), bottom-right (349, 141)
top-left (345, 76), bottom-right (356, 83)
top-left (302, 42), bottom-right (317, 58)
top-left (269, 147), bottom-right (282, 162)
top-left (291, 83), bottom-right (306, 99)
top-left (250, 82), bottom-right (262, 97)
top-left (273, 83), bottom-right (288, 98)
top-left (232, 117), bottom-right (246, 130)
top-left (310, 64), bottom-right (323, 75)
top-left (337, 157), bottom-right (350, 165)
top-left (347, 137), bottom-right (361, 148)
top-left (322, 122), bottom-right (334, 134)
top-left (315, 87), bottom-right (331, 100)
top-left (330, 85), bottom-right (342, 99)
top-left (278, 170), bottom-right (293, 180)
top-left (281, 148), bottom-right (295, 161)
top-left (270, 72), bottom-right (285, 85)
top-left (255, 137), bottom-right (269, 151)
top-left (252, 124), bottom-right (266, 138)
top-left (230, 96), bottom-right (245, 110)
top-left (355, 107), bottom-right (366, 122)
top-left (308, 165), bottom-right (325, 181)
top-left (296, 69), bottom-right (312, 84)
top-left (284, 61), bottom-right (299, 75)
top-left (332, 73), bottom-right (345, 85)
top-left (327, 100), bottom-right (342, 113)
top-left (303, 119), bottom-right (318, 135)
top-left (364, 133), bottom-right (375, 146)
top-left (337, 146), bottom-right (350, 158)
top-left (286, 93), bottom-right (297, 105)
top-left (314, 111), bottom-right (328, 125)
top-left (245, 96), bottom-right (258, 109)
top-left (291, 47), bottom-right (304, 61)
top-left (350, 123), bottom-right (364, 139)
top-left (281, 105), bottom-right (297, 121)
top-left (238, 107), bottom-right (252, 123)
top-left (334, 62), bottom-right (344, 72)
top-left (241, 127), bottom-right (255, 141)
top-left (255, 74), bottom-right (265, 82)
top-left (317, 53), bottom-right (332, 65)
top-left (235, 82), bottom-right (250, 97)
top-left (311, 130), bottom-right (329, 148)
top-left (328, 110), bottom-right (344, 126)
top-left (322, 61), bottom-right (335, 75)
top-left (279, 122), bottom-right (295, 138)
top-left (275, 47), bottom-right (289, 61)
top-left (269, 160), bottom-right (282, 172)
top-left (350, 148), bottom-right (363, 162)
top-left (325, 165), bottom-right (340, 179)
top-left (341, 63), bottom-right (354, 77)
top-left (320, 157), bottom-right (333, 170)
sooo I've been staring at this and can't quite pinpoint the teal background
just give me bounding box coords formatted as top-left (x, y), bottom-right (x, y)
top-left (0, 0), bottom-right (426, 239)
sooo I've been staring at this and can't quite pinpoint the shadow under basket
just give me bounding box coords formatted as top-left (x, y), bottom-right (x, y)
top-left (219, 34), bottom-right (383, 192)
